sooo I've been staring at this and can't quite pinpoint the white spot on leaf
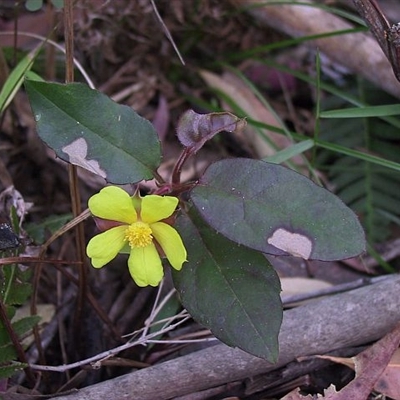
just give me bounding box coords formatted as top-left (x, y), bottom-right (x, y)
top-left (267, 228), bottom-right (312, 259)
top-left (62, 138), bottom-right (107, 178)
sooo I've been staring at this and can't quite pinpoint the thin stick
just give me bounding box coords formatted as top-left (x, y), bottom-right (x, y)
top-left (29, 313), bottom-right (191, 372)
top-left (150, 0), bottom-right (185, 65)
top-left (0, 32), bottom-right (95, 88)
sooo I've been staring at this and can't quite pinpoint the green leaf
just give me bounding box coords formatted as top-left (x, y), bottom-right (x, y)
top-left (191, 158), bottom-right (365, 261)
top-left (25, 80), bottom-right (161, 184)
top-left (173, 207), bottom-right (282, 361)
top-left (320, 104), bottom-right (400, 118)
top-left (25, 0), bottom-right (43, 12)
top-left (263, 139), bottom-right (314, 164)
top-left (51, 0), bottom-right (64, 9)
top-left (0, 47), bottom-right (39, 114)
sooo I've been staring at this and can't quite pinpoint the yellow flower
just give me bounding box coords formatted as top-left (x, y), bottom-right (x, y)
top-left (86, 186), bottom-right (187, 287)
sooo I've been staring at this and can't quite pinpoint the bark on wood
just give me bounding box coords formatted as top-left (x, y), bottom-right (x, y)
top-left (229, 0), bottom-right (400, 98)
top-left (51, 275), bottom-right (400, 400)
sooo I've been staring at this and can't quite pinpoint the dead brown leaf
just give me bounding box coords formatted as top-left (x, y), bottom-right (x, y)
top-left (316, 322), bottom-right (400, 399)
top-left (280, 385), bottom-right (338, 399)
top-left (369, 348), bottom-right (400, 399)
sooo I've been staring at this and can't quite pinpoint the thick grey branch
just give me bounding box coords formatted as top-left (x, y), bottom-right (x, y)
top-left (51, 275), bottom-right (400, 400)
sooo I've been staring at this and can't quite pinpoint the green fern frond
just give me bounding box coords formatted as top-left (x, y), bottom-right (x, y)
top-left (317, 88), bottom-right (400, 244)
top-left (0, 344), bottom-right (17, 364)
top-left (0, 362), bottom-right (27, 379)
top-left (0, 262), bottom-right (35, 380)
top-left (1, 266), bottom-right (32, 307)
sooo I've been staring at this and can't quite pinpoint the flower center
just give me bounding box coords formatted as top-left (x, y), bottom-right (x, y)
top-left (125, 222), bottom-right (153, 248)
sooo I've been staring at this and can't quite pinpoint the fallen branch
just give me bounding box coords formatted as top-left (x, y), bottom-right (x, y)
top-left (50, 275), bottom-right (400, 400)
top-left (229, 0), bottom-right (400, 98)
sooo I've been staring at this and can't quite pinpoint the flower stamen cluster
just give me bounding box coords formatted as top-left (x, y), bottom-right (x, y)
top-left (125, 222), bottom-right (153, 248)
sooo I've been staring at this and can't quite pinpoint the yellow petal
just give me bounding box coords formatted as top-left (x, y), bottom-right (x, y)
top-left (89, 186), bottom-right (137, 224)
top-left (140, 195), bottom-right (178, 224)
top-left (151, 222), bottom-right (187, 270)
top-left (87, 226), bottom-right (126, 268)
top-left (128, 244), bottom-right (164, 287)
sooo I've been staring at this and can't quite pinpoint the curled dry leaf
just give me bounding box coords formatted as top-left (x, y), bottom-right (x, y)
top-left (176, 109), bottom-right (246, 153)
top-left (199, 69), bottom-right (306, 167)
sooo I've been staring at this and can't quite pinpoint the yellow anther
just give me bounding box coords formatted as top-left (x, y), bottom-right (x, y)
top-left (125, 222), bottom-right (153, 248)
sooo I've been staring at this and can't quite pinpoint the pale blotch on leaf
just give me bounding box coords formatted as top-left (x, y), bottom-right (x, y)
top-left (62, 138), bottom-right (107, 178)
top-left (267, 228), bottom-right (313, 259)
